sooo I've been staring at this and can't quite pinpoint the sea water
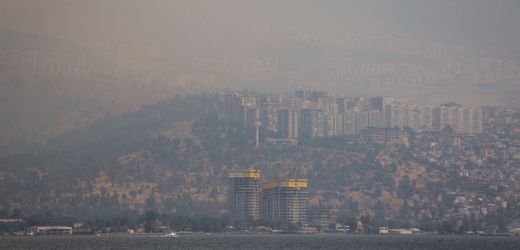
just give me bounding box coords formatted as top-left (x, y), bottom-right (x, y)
top-left (1, 234), bottom-right (519, 250)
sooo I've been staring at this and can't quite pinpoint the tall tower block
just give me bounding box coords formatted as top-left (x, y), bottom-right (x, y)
top-left (261, 179), bottom-right (309, 229)
top-left (228, 169), bottom-right (261, 228)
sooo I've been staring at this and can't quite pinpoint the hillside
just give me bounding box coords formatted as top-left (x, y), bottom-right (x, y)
top-left (0, 93), bottom-right (517, 233)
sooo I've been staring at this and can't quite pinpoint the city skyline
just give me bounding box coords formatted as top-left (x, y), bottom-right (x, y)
top-left (1, 1), bottom-right (520, 247)
top-left (223, 89), bottom-right (485, 148)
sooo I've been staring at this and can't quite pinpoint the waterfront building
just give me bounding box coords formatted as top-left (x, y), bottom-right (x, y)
top-left (308, 207), bottom-right (337, 229)
top-left (261, 179), bottom-right (309, 229)
top-left (28, 226), bottom-right (73, 236)
top-left (228, 169), bottom-right (261, 228)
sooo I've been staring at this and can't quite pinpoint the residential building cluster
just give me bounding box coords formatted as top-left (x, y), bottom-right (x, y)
top-left (223, 90), bottom-right (483, 145)
top-left (227, 169), bottom-right (309, 230)
top-left (437, 103), bottom-right (483, 135)
top-left (407, 106), bottom-right (520, 222)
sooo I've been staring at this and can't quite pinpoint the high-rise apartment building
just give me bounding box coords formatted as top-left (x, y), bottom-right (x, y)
top-left (278, 108), bottom-right (299, 139)
top-left (295, 89), bottom-right (327, 103)
top-left (326, 114), bottom-right (345, 136)
top-left (368, 109), bottom-right (386, 129)
top-left (261, 95), bottom-right (290, 133)
top-left (344, 110), bottom-right (357, 135)
top-left (382, 97), bottom-right (395, 127)
top-left (224, 93), bottom-right (260, 129)
top-left (324, 98), bottom-right (339, 116)
top-left (241, 96), bottom-right (256, 107)
top-left (239, 96), bottom-right (259, 128)
top-left (261, 179), bottom-right (309, 229)
top-left (262, 105), bottom-right (279, 132)
top-left (356, 110), bottom-right (370, 133)
top-left (390, 103), bottom-right (433, 131)
top-left (241, 105), bottom-right (260, 129)
top-left (224, 93), bottom-right (242, 124)
top-left (336, 96), bottom-right (349, 113)
top-left (300, 108), bottom-right (325, 139)
top-left (382, 97), bottom-right (395, 108)
top-left (228, 169), bottom-right (261, 227)
top-left (440, 104), bottom-right (483, 135)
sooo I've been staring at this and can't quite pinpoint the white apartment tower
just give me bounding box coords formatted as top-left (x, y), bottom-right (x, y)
top-left (440, 105), bottom-right (483, 135)
top-left (390, 103), bottom-right (433, 131)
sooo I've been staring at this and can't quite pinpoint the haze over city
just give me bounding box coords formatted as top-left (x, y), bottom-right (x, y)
top-left (1, 0), bottom-right (520, 152)
top-left (1, 1), bottom-right (520, 249)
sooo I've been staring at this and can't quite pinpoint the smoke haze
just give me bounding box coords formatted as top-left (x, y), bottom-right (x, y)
top-left (0, 0), bottom-right (519, 152)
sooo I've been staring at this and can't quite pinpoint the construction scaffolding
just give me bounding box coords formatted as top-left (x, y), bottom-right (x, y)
top-left (261, 179), bottom-right (309, 229)
top-left (228, 169), bottom-right (261, 228)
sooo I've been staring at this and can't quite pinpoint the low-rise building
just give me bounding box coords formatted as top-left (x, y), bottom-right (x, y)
top-left (509, 228), bottom-right (520, 237)
top-left (28, 226), bottom-right (73, 236)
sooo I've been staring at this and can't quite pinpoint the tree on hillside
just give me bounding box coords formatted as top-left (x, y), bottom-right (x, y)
top-left (398, 176), bottom-right (414, 200)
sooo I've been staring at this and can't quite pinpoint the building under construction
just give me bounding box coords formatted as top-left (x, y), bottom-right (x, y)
top-left (261, 179), bottom-right (309, 229)
top-left (228, 169), bottom-right (261, 228)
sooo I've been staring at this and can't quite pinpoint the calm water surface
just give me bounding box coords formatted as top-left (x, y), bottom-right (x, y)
top-left (1, 234), bottom-right (519, 250)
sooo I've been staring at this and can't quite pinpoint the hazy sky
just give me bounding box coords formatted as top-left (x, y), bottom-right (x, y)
top-left (1, 1), bottom-right (520, 152)
top-left (2, 0), bottom-right (519, 48)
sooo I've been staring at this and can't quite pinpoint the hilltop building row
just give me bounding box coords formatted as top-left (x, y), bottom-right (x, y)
top-left (223, 90), bottom-right (483, 145)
